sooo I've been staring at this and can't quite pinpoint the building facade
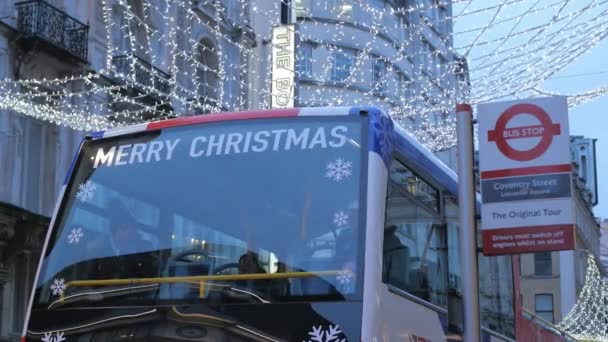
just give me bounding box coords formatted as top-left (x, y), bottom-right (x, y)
top-left (518, 135), bottom-right (601, 325)
top-left (0, 1), bottom-right (87, 338)
top-left (251, 0), bottom-right (464, 169)
top-left (0, 1), bottom-right (514, 341)
top-left (599, 219), bottom-right (608, 276)
top-left (252, 0), bottom-right (513, 339)
top-left (0, 0), bottom-right (253, 340)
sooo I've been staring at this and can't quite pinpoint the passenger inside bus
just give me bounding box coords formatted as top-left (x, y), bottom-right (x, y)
top-left (235, 250), bottom-right (290, 298)
top-left (87, 198), bottom-right (157, 280)
top-left (238, 251), bottom-right (266, 275)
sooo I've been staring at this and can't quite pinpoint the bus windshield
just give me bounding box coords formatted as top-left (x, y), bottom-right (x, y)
top-left (33, 116), bottom-right (365, 309)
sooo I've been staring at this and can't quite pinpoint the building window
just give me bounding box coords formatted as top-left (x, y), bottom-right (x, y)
top-left (479, 254), bottom-right (515, 338)
top-left (383, 159), bottom-right (447, 308)
top-left (12, 255), bottom-right (28, 333)
top-left (535, 294), bottom-right (554, 323)
top-left (296, 42), bottom-right (313, 79)
top-left (534, 252), bottom-right (552, 276)
top-left (421, 40), bottom-right (433, 76)
top-left (333, 0), bottom-right (353, 19)
top-left (280, 0), bottom-right (291, 24)
top-left (427, 0), bottom-right (439, 23)
top-left (196, 39), bottom-right (219, 103)
top-left (581, 155), bottom-right (587, 182)
top-left (437, 54), bottom-right (446, 84)
top-left (397, 72), bottom-right (413, 104)
top-left (426, 0), bottom-right (447, 31)
top-left (438, 1), bottom-right (448, 33)
top-left (331, 48), bottom-right (356, 82)
top-left (372, 57), bottom-right (387, 94)
top-left (23, 119), bottom-right (42, 212)
top-left (94, 0), bottom-right (106, 36)
top-left (294, 0), bottom-right (309, 17)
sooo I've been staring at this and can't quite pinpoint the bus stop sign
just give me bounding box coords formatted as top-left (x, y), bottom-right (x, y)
top-left (488, 103), bottom-right (561, 162)
top-left (477, 96), bottom-right (575, 256)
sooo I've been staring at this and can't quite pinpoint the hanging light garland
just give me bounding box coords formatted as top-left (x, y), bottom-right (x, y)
top-left (0, 0), bottom-right (606, 151)
top-left (557, 254), bottom-right (608, 341)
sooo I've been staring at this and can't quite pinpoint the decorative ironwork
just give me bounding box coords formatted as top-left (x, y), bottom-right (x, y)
top-left (112, 54), bottom-right (171, 95)
top-left (16, 0), bottom-right (89, 61)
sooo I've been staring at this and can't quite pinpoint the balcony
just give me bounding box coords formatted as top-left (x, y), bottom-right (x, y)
top-left (185, 96), bottom-right (226, 114)
top-left (16, 0), bottom-right (89, 62)
top-left (112, 54), bottom-right (171, 96)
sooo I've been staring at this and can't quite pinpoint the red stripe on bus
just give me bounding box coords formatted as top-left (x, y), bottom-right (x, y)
top-left (147, 109), bottom-right (300, 130)
top-left (481, 164), bottom-right (571, 179)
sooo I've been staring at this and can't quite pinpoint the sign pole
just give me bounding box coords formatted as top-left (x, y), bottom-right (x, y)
top-left (456, 104), bottom-right (480, 342)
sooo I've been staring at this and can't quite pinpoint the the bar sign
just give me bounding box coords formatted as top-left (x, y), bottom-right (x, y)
top-left (271, 25), bottom-right (295, 108)
top-left (478, 96), bottom-right (575, 255)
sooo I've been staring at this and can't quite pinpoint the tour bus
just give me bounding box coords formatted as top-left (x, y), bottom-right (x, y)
top-left (22, 106), bottom-right (515, 341)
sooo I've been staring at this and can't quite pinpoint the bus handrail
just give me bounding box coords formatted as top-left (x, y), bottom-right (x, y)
top-left (65, 270), bottom-right (343, 287)
top-left (521, 307), bottom-right (579, 341)
top-left (386, 284), bottom-right (448, 315)
top-left (60, 270), bottom-right (344, 301)
top-left (481, 327), bottom-right (516, 342)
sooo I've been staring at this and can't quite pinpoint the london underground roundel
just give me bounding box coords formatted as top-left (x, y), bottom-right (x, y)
top-left (487, 103), bottom-right (561, 162)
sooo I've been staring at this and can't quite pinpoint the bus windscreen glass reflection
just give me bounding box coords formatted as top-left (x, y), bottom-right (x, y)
top-left (33, 117), bottom-right (364, 308)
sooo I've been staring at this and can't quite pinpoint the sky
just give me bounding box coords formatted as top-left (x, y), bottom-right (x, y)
top-left (548, 44), bottom-right (608, 219)
top-left (453, 0), bottom-right (608, 219)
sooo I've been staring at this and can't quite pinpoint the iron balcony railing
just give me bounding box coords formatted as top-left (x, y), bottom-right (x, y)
top-left (16, 0), bottom-right (89, 62)
top-left (112, 54), bottom-right (171, 95)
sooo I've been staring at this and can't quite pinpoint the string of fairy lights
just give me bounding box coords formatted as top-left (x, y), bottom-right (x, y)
top-left (0, 0), bottom-right (607, 151)
top-left (556, 254), bottom-right (608, 341)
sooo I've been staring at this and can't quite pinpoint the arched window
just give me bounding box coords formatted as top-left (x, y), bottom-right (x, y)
top-left (196, 39), bottom-right (219, 103)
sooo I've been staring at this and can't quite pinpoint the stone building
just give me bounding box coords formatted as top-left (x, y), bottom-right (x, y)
top-left (518, 135), bottom-right (601, 325)
top-left (0, 0), bottom-right (254, 340)
top-left (0, 1), bottom-right (473, 340)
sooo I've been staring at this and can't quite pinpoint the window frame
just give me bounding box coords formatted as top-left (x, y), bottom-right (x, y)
top-left (334, 0), bottom-right (354, 19)
top-left (534, 252), bottom-right (552, 277)
top-left (296, 41), bottom-right (313, 80)
top-left (382, 154), bottom-right (447, 314)
top-left (294, 0), bottom-right (310, 18)
top-left (534, 293), bottom-right (554, 323)
top-left (372, 56), bottom-right (387, 94)
top-left (33, 115), bottom-right (372, 308)
top-left (331, 47), bottom-right (357, 82)
top-left (389, 155), bottom-right (441, 214)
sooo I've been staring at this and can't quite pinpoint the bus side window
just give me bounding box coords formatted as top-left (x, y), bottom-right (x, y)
top-left (382, 159), bottom-right (447, 309)
top-left (382, 224), bottom-right (409, 288)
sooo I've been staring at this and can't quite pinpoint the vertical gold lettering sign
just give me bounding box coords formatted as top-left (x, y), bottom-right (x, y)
top-left (271, 25), bottom-right (295, 108)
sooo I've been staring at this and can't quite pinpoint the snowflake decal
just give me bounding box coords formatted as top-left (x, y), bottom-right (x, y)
top-left (325, 158), bottom-right (352, 182)
top-left (67, 227), bottom-right (84, 244)
top-left (41, 332), bottom-right (66, 342)
top-left (304, 324), bottom-right (346, 342)
top-left (336, 270), bottom-right (354, 285)
top-left (75, 180), bottom-right (96, 203)
top-left (50, 278), bottom-right (66, 296)
top-left (333, 211), bottom-right (348, 227)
